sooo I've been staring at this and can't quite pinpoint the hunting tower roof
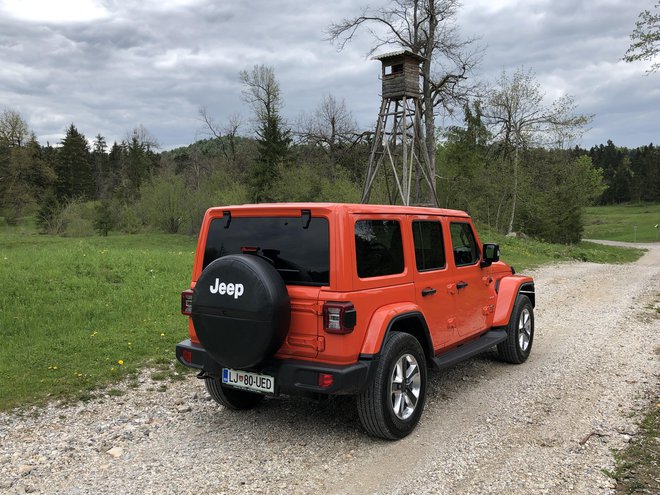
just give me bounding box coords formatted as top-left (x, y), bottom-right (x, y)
top-left (372, 50), bottom-right (426, 63)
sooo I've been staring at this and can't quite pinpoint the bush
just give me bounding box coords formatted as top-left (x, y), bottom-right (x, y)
top-left (37, 191), bottom-right (62, 234)
top-left (518, 155), bottom-right (605, 244)
top-left (274, 165), bottom-right (360, 203)
top-left (58, 199), bottom-right (96, 237)
top-left (185, 171), bottom-right (249, 234)
top-left (138, 175), bottom-right (188, 234)
top-left (93, 200), bottom-right (117, 236)
top-left (117, 203), bottom-right (142, 234)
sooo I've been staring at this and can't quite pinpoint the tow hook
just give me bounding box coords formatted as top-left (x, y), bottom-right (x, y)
top-left (196, 370), bottom-right (212, 380)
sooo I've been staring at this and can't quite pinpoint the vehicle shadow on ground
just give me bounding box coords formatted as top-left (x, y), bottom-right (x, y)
top-left (188, 352), bottom-right (507, 442)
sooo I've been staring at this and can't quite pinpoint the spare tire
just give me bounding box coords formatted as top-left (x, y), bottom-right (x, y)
top-left (191, 254), bottom-right (290, 369)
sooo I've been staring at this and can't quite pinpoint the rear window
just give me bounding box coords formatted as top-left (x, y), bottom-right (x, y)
top-left (203, 216), bottom-right (330, 286)
top-left (412, 220), bottom-right (445, 271)
top-left (355, 220), bottom-right (404, 278)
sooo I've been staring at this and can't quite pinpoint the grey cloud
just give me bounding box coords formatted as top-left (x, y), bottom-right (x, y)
top-left (0, 0), bottom-right (654, 149)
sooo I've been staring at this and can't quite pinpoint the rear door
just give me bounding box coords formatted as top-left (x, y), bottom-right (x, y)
top-left (411, 216), bottom-right (457, 350)
top-left (448, 221), bottom-right (490, 337)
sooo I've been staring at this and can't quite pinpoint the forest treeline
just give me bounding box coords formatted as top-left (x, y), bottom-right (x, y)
top-left (0, 74), bottom-right (658, 244)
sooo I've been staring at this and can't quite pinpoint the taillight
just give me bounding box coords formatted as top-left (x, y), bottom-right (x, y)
top-left (182, 349), bottom-right (193, 364)
top-left (181, 289), bottom-right (193, 316)
top-left (323, 301), bottom-right (356, 334)
top-left (318, 373), bottom-right (334, 388)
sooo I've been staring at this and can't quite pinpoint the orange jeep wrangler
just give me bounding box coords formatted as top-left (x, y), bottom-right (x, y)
top-left (176, 203), bottom-right (535, 439)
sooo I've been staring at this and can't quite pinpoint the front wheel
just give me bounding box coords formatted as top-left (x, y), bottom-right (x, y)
top-left (497, 294), bottom-right (534, 364)
top-left (205, 377), bottom-right (264, 410)
top-left (357, 332), bottom-right (427, 440)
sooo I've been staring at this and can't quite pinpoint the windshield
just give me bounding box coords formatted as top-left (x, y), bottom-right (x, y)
top-left (203, 216), bottom-right (330, 286)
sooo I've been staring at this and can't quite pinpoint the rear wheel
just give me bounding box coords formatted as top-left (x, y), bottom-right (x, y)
top-left (357, 332), bottom-right (427, 440)
top-left (497, 294), bottom-right (534, 364)
top-left (205, 378), bottom-right (264, 410)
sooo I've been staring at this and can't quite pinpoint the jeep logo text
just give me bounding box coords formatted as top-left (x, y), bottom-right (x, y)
top-left (209, 279), bottom-right (244, 299)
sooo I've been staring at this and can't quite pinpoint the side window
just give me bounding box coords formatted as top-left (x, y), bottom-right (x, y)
top-left (450, 222), bottom-right (479, 266)
top-left (355, 220), bottom-right (404, 278)
top-left (412, 220), bottom-right (445, 271)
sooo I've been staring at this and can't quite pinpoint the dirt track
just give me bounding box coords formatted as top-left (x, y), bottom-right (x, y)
top-left (1, 243), bottom-right (658, 494)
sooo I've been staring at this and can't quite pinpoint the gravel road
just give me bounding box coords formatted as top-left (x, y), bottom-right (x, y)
top-left (1, 243), bottom-right (658, 495)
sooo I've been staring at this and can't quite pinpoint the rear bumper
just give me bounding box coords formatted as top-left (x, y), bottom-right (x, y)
top-left (175, 339), bottom-right (377, 396)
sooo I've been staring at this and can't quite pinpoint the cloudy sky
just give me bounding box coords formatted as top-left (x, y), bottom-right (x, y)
top-left (0, 0), bottom-right (656, 150)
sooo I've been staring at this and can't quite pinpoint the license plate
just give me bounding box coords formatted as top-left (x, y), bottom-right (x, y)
top-left (222, 368), bottom-right (275, 394)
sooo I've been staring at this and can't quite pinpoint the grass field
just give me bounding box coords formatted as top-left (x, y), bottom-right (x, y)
top-left (0, 228), bottom-right (196, 410)
top-left (483, 231), bottom-right (644, 270)
top-left (0, 224), bottom-right (645, 411)
top-left (583, 203), bottom-right (660, 243)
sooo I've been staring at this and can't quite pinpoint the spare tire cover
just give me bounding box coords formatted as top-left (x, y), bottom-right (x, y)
top-left (192, 254), bottom-right (290, 369)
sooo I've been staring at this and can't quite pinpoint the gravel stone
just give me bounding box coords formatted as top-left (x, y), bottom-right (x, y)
top-left (18, 464), bottom-right (33, 476)
top-left (106, 447), bottom-right (123, 459)
top-left (0, 242), bottom-right (657, 494)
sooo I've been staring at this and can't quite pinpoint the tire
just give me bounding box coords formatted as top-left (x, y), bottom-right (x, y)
top-left (192, 254), bottom-right (290, 369)
top-left (497, 294), bottom-right (534, 364)
top-left (205, 378), bottom-right (264, 410)
top-left (357, 332), bottom-right (427, 440)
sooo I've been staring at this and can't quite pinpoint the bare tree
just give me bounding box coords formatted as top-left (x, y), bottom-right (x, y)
top-left (296, 94), bottom-right (359, 171)
top-left (198, 106), bottom-right (223, 139)
top-left (125, 124), bottom-right (160, 152)
top-left (327, 0), bottom-right (480, 199)
top-left (483, 68), bottom-right (592, 234)
top-left (240, 65), bottom-right (284, 124)
top-left (198, 106), bottom-right (243, 166)
top-left (624, 2), bottom-right (660, 73)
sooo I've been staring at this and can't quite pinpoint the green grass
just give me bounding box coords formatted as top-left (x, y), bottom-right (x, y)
top-left (0, 222), bottom-right (645, 411)
top-left (604, 394), bottom-right (660, 494)
top-left (0, 228), bottom-right (196, 410)
top-left (607, 294), bottom-right (660, 494)
top-left (583, 203), bottom-right (660, 243)
top-left (480, 230), bottom-right (645, 271)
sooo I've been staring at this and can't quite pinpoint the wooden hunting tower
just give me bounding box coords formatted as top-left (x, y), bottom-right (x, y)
top-left (362, 50), bottom-right (438, 206)
top-left (379, 50), bottom-right (422, 99)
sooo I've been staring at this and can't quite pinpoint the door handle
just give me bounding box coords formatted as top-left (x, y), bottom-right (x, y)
top-left (421, 287), bottom-right (437, 297)
top-left (456, 281), bottom-right (469, 290)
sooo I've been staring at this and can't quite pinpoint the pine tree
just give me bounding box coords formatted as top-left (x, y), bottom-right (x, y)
top-left (251, 112), bottom-right (291, 202)
top-left (240, 65), bottom-right (291, 203)
top-left (92, 134), bottom-right (109, 198)
top-left (55, 124), bottom-right (93, 200)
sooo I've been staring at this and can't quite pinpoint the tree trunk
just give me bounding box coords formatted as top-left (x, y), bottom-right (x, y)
top-left (507, 147), bottom-right (519, 234)
top-left (422, 12), bottom-right (438, 206)
top-left (423, 80), bottom-right (436, 205)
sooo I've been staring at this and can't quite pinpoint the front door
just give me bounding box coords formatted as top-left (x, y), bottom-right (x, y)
top-left (448, 221), bottom-right (490, 337)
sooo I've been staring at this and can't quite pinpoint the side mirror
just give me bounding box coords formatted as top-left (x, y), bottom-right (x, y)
top-left (480, 243), bottom-right (500, 268)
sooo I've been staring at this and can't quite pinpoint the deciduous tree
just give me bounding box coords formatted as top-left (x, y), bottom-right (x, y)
top-left (0, 109), bottom-right (29, 147)
top-left (624, 2), bottom-right (660, 73)
top-left (483, 68), bottom-right (591, 233)
top-left (296, 94), bottom-right (359, 174)
top-left (327, 0), bottom-right (480, 202)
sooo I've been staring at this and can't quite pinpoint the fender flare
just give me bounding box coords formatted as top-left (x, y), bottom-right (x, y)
top-left (359, 303), bottom-right (433, 359)
top-left (492, 276), bottom-right (535, 327)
